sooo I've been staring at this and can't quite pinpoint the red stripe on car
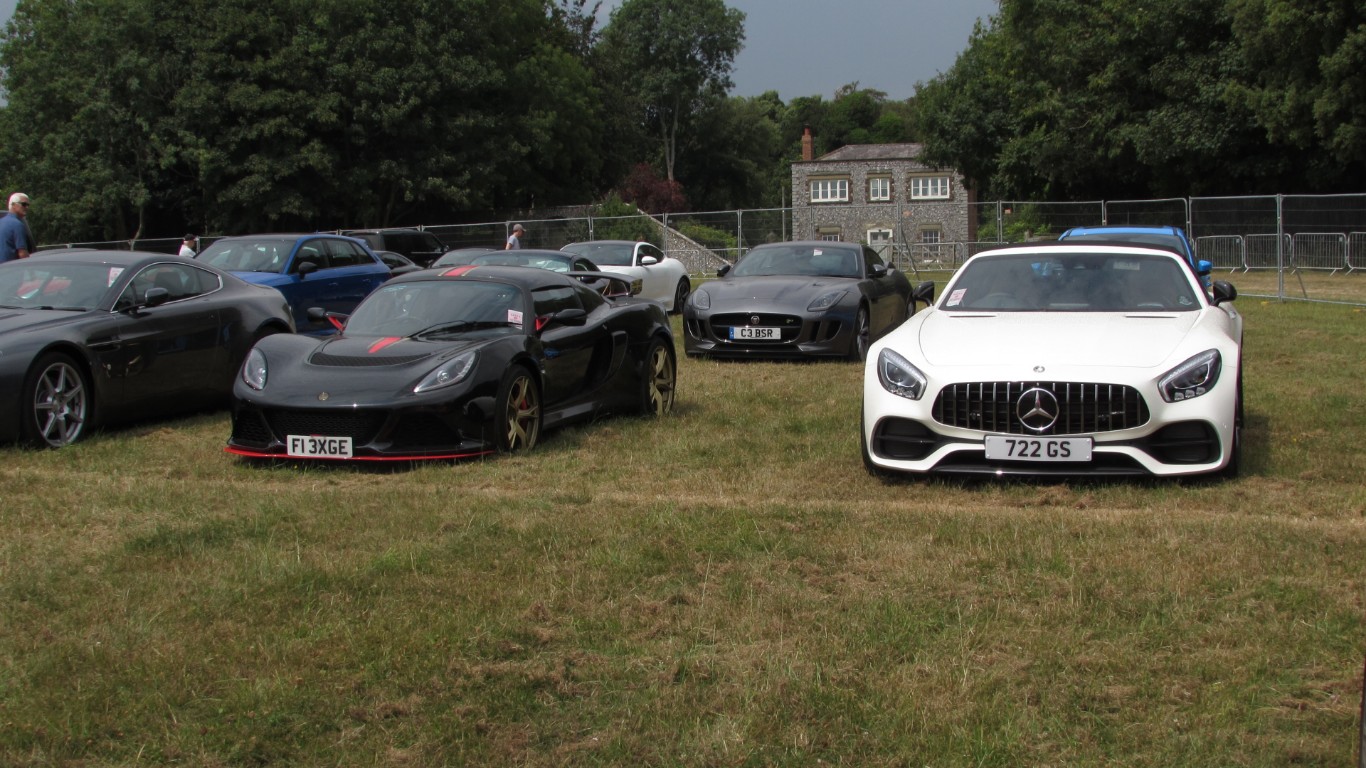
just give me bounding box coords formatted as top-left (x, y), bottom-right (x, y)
top-left (368, 337), bottom-right (402, 354)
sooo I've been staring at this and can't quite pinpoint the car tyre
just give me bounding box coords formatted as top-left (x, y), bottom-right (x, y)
top-left (860, 405), bottom-right (890, 480)
top-left (495, 365), bottom-right (541, 453)
top-left (849, 305), bottom-right (871, 362)
top-left (1219, 365), bottom-right (1244, 479)
top-left (639, 336), bottom-right (677, 416)
top-left (22, 352), bottom-right (91, 448)
top-left (671, 277), bottom-right (691, 314)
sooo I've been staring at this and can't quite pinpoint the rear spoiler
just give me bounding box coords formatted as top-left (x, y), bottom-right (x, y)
top-left (566, 271), bottom-right (642, 298)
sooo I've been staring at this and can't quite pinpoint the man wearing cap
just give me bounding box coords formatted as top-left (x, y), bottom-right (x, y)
top-left (179, 233), bottom-right (199, 258)
top-left (505, 223), bottom-right (525, 250)
top-left (0, 192), bottom-right (33, 262)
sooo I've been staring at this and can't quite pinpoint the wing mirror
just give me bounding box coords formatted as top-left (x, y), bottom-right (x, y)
top-left (1198, 259), bottom-right (1212, 276)
top-left (296, 260), bottom-right (319, 276)
top-left (911, 280), bottom-right (936, 312)
top-left (142, 287), bottom-right (170, 308)
top-left (307, 306), bottom-right (347, 331)
top-left (717, 264), bottom-right (732, 277)
top-left (1211, 280), bottom-right (1237, 306)
top-left (639, 255), bottom-right (659, 266)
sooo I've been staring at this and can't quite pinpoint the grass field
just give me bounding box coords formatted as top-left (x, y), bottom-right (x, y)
top-left (1, 295), bottom-right (1363, 766)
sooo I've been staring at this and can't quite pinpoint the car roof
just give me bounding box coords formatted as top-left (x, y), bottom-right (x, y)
top-left (215, 233), bottom-right (355, 241)
top-left (751, 240), bottom-right (861, 250)
top-left (390, 265), bottom-right (581, 290)
top-left (565, 240), bottom-right (642, 246)
top-left (1061, 225), bottom-right (1184, 236)
top-left (341, 227), bottom-right (425, 235)
top-left (19, 249), bottom-right (202, 268)
top-left (971, 242), bottom-right (1186, 260)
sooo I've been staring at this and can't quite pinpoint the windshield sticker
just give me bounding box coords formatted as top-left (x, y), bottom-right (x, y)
top-left (107, 267), bottom-right (124, 286)
top-left (507, 309), bottom-right (523, 327)
top-left (947, 288), bottom-right (966, 307)
top-left (1114, 260), bottom-right (1140, 271)
top-left (812, 249), bottom-right (823, 256)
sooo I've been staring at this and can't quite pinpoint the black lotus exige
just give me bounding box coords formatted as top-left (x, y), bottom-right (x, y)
top-left (225, 265), bottom-right (677, 461)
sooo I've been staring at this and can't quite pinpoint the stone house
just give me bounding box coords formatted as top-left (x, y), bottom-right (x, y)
top-left (789, 131), bottom-right (974, 264)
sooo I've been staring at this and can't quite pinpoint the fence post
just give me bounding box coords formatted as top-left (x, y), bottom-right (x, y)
top-left (1276, 194), bottom-right (1285, 299)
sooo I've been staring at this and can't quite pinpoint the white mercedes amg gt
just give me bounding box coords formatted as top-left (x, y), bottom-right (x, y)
top-left (861, 242), bottom-right (1244, 478)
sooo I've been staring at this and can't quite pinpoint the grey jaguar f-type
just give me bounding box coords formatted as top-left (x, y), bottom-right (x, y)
top-left (683, 241), bottom-right (917, 361)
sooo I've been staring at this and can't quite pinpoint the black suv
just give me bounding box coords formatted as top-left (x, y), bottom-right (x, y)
top-left (342, 228), bottom-right (449, 267)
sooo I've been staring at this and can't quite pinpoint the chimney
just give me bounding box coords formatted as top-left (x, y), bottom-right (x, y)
top-left (801, 127), bottom-right (813, 161)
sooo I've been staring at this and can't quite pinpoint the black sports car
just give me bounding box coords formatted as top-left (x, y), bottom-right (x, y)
top-left (0, 250), bottom-right (296, 447)
top-left (683, 240), bottom-right (916, 360)
top-left (225, 265), bottom-right (677, 461)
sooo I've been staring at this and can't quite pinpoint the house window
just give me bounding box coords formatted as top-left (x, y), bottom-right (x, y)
top-left (810, 178), bottom-right (849, 203)
top-left (909, 175), bottom-right (951, 200)
top-left (916, 226), bottom-right (947, 263)
top-left (867, 176), bottom-right (892, 202)
top-left (817, 227), bottom-right (842, 242)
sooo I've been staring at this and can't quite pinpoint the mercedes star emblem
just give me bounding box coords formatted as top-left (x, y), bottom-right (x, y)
top-left (1016, 387), bottom-right (1060, 433)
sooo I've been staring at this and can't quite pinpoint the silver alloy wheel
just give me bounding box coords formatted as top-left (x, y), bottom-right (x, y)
top-left (850, 306), bottom-right (871, 361)
top-left (31, 358), bottom-right (89, 447)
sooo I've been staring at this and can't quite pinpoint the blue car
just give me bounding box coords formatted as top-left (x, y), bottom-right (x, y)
top-left (196, 233), bottom-right (391, 334)
top-left (1058, 225), bottom-right (1211, 287)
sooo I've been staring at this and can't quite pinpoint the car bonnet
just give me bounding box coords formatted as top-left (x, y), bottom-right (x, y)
top-left (912, 310), bottom-right (1205, 369)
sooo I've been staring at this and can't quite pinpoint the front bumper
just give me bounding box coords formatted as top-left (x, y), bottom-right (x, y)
top-left (683, 305), bottom-right (856, 359)
top-left (225, 396), bottom-right (498, 461)
top-left (860, 374), bottom-right (1238, 478)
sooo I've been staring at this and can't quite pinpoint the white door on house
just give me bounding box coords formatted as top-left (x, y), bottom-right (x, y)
top-left (867, 228), bottom-right (893, 262)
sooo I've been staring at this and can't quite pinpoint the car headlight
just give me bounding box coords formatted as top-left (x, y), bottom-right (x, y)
top-left (242, 347), bottom-right (268, 391)
top-left (1158, 349), bottom-right (1221, 402)
top-left (807, 289), bottom-right (847, 312)
top-left (414, 351), bottom-right (476, 393)
top-left (691, 288), bottom-right (710, 310)
top-left (877, 348), bottom-right (927, 400)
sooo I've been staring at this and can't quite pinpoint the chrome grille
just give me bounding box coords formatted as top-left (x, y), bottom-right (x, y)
top-left (933, 381), bottom-right (1149, 435)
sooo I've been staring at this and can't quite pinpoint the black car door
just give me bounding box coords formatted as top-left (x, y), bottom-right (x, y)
top-left (861, 245), bottom-right (900, 331)
top-left (96, 263), bottom-right (228, 412)
top-left (532, 284), bottom-right (606, 405)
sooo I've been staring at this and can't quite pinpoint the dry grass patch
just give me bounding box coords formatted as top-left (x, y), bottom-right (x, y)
top-left (0, 303), bottom-right (1362, 766)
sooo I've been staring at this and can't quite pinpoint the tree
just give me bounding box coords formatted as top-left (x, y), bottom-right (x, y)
top-left (0, 0), bottom-right (609, 241)
top-left (598, 0), bottom-right (745, 183)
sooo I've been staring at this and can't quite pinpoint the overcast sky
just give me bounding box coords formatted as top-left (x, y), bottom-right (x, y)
top-left (0, 0), bottom-right (999, 102)
top-left (598, 0), bottom-right (1000, 101)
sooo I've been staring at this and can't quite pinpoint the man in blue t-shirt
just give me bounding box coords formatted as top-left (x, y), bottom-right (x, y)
top-left (0, 192), bottom-right (34, 262)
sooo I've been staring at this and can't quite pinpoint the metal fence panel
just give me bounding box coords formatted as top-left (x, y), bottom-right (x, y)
top-left (1194, 235), bottom-right (1246, 271)
top-left (1290, 233), bottom-right (1347, 272)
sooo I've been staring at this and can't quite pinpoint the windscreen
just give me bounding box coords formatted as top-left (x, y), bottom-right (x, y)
top-left (731, 245), bottom-right (860, 278)
top-left (562, 243), bottom-right (633, 266)
top-left (942, 253), bottom-right (1200, 312)
top-left (197, 238), bottom-right (294, 273)
top-left (345, 280), bottom-right (527, 337)
top-left (0, 262), bottom-right (120, 310)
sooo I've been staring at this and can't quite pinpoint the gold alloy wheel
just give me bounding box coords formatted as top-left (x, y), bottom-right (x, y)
top-left (645, 342), bottom-right (676, 416)
top-left (503, 373), bottom-right (541, 451)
